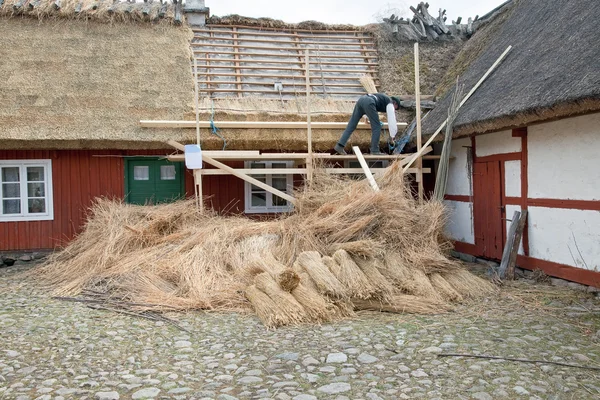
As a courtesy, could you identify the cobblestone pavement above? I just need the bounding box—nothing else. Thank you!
[1,263,599,400]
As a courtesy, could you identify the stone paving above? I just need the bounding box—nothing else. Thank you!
[1,262,599,400]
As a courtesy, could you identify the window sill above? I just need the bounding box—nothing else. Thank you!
[0,214,54,222]
[245,208,292,214]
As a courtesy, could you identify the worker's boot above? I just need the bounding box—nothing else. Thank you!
[370,148,383,155]
[334,144,347,155]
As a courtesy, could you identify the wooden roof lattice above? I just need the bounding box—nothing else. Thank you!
[192,25,379,99]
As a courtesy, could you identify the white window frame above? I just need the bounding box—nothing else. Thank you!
[244,160,294,214]
[0,160,54,222]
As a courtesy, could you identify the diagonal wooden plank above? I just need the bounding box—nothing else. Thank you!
[166,140,296,205]
[352,146,380,192]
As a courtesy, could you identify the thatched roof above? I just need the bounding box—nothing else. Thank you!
[422,0,600,137]
[0,16,194,149]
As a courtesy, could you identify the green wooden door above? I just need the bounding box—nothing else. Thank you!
[125,158,185,205]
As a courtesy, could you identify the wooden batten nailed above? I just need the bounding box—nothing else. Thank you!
[141,120,408,129]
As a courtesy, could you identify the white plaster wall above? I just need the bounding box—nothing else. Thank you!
[528,113,600,200]
[504,160,521,198]
[445,137,472,196]
[528,206,600,271]
[505,204,525,255]
[444,200,475,244]
[476,129,521,157]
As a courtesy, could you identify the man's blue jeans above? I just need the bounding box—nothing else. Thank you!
[337,95,381,152]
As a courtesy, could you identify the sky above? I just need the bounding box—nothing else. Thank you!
[206,0,508,26]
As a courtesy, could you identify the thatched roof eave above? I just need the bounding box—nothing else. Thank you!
[448,97,600,139]
[0,129,382,152]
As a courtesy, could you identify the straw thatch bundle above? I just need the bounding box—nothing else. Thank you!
[33,160,495,326]
[297,272,319,293]
[359,74,378,94]
[245,285,283,328]
[293,251,347,299]
[254,273,306,324]
[352,256,395,302]
[442,269,493,299]
[291,283,334,322]
[331,250,378,300]
[429,273,463,302]
[278,269,301,292]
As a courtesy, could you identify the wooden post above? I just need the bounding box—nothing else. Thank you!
[353,146,380,192]
[305,49,313,183]
[232,27,243,97]
[193,58,203,212]
[193,58,201,147]
[194,169,204,213]
[414,42,423,202]
[403,45,512,173]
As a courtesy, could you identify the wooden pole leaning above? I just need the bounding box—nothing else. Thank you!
[305,49,313,183]
[414,42,424,202]
[402,45,513,173]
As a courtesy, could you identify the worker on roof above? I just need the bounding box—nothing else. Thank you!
[334,93,401,155]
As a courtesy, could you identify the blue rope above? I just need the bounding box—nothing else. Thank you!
[210,101,227,150]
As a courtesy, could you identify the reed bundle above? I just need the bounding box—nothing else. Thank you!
[293,251,347,298]
[331,249,378,300]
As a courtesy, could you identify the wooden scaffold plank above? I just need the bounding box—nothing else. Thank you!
[141,120,408,129]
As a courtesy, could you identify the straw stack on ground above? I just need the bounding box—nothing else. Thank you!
[32,161,496,327]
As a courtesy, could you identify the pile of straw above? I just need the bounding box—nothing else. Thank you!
[34,161,495,327]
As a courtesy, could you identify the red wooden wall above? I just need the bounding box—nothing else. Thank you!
[0,150,245,251]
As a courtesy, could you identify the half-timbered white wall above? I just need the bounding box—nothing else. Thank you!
[475,129,521,156]
[443,137,474,244]
[443,112,600,273]
[526,113,600,271]
[528,113,600,201]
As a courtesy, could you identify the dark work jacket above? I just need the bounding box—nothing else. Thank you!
[367,93,392,112]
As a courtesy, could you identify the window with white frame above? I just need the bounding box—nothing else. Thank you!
[244,161,294,213]
[0,160,53,222]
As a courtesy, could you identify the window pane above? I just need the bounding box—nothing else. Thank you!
[1,167,19,183]
[2,183,20,198]
[28,199,46,214]
[28,182,45,197]
[27,167,44,182]
[2,199,20,214]
[251,175,266,190]
[250,162,266,169]
[133,166,150,180]
[272,176,287,191]
[160,165,176,180]
[251,192,266,207]
[272,162,287,169]
[272,193,288,207]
